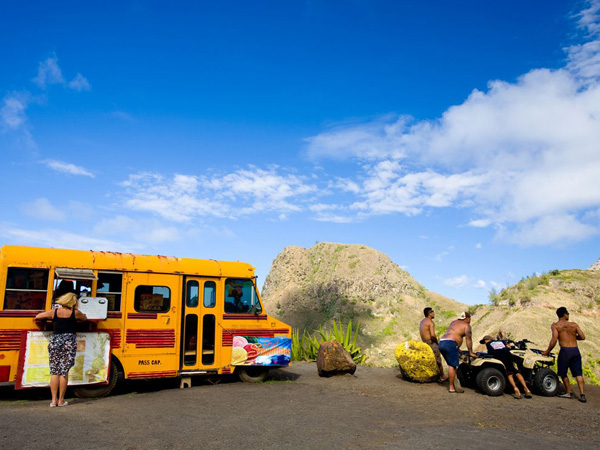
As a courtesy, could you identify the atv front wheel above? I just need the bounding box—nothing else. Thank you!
[475,367,506,396]
[533,367,558,396]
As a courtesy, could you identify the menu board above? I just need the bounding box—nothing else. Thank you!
[18,331,111,388]
[77,297,108,320]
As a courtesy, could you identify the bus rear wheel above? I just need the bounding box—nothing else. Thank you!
[72,362,119,398]
[237,366,269,383]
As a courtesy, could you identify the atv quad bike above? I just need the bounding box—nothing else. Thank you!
[456,339,559,397]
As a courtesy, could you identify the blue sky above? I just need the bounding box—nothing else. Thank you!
[2,1,600,305]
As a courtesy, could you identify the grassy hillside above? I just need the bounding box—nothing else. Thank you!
[470,269,600,384]
[261,242,467,367]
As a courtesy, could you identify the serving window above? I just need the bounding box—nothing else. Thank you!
[3,267,49,310]
[97,272,123,311]
[134,285,171,313]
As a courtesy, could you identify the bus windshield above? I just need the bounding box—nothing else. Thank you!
[224,279,262,314]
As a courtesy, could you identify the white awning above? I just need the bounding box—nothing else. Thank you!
[55,267,98,280]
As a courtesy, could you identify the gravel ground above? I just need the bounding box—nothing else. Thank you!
[1,362,598,450]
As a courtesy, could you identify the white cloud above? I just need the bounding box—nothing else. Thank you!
[93,215,180,244]
[140,226,180,244]
[305,115,410,160]
[93,216,138,236]
[121,167,317,222]
[32,55,65,88]
[444,275,470,288]
[475,243,482,249]
[434,245,454,262]
[44,160,95,177]
[474,279,487,289]
[68,73,91,91]
[304,1,600,246]
[122,173,228,222]
[313,214,357,224]
[0,223,136,252]
[32,55,90,92]
[1,92,29,131]
[567,1,600,80]
[505,214,598,246]
[469,219,492,228]
[21,198,65,222]
[0,91,37,151]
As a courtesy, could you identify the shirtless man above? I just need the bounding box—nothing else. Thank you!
[420,307,447,382]
[542,307,587,403]
[438,312,476,393]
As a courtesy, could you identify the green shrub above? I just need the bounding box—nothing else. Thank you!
[489,287,500,305]
[291,319,367,364]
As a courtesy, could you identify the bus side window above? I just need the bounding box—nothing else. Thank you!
[53,278,92,302]
[203,281,216,308]
[4,268,49,310]
[134,285,171,312]
[97,272,123,311]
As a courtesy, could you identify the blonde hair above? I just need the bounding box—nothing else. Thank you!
[55,292,78,309]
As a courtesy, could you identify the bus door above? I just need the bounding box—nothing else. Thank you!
[122,273,180,377]
[181,277,218,372]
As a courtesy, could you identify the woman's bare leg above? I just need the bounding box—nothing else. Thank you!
[515,373,531,394]
[58,374,68,405]
[507,374,520,395]
[50,375,59,405]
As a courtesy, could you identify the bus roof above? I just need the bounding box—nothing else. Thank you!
[0,245,256,279]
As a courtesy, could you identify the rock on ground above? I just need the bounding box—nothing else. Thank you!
[316,340,357,377]
[395,340,439,383]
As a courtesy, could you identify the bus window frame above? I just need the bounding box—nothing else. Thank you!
[96,271,123,312]
[3,267,50,311]
[133,285,171,313]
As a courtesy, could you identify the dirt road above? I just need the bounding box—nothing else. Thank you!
[1,362,598,449]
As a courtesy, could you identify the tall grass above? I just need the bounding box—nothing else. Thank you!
[291,319,367,364]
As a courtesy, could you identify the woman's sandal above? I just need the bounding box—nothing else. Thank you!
[524,392,533,399]
[512,393,522,399]
[58,401,69,407]
[49,402,57,407]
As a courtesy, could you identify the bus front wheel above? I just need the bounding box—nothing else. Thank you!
[237,366,269,383]
[72,361,120,398]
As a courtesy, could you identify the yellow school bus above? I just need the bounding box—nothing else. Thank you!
[0,245,291,397]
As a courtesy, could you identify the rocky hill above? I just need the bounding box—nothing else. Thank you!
[261,242,467,366]
[262,243,600,382]
[471,269,600,382]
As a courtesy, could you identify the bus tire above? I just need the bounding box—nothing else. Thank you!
[72,361,120,398]
[237,366,269,383]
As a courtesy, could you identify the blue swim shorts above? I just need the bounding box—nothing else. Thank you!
[439,339,460,368]
[557,347,583,378]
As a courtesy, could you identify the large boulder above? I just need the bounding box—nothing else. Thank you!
[395,340,438,383]
[317,340,357,377]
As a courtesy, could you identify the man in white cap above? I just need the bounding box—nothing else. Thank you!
[438,312,476,393]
